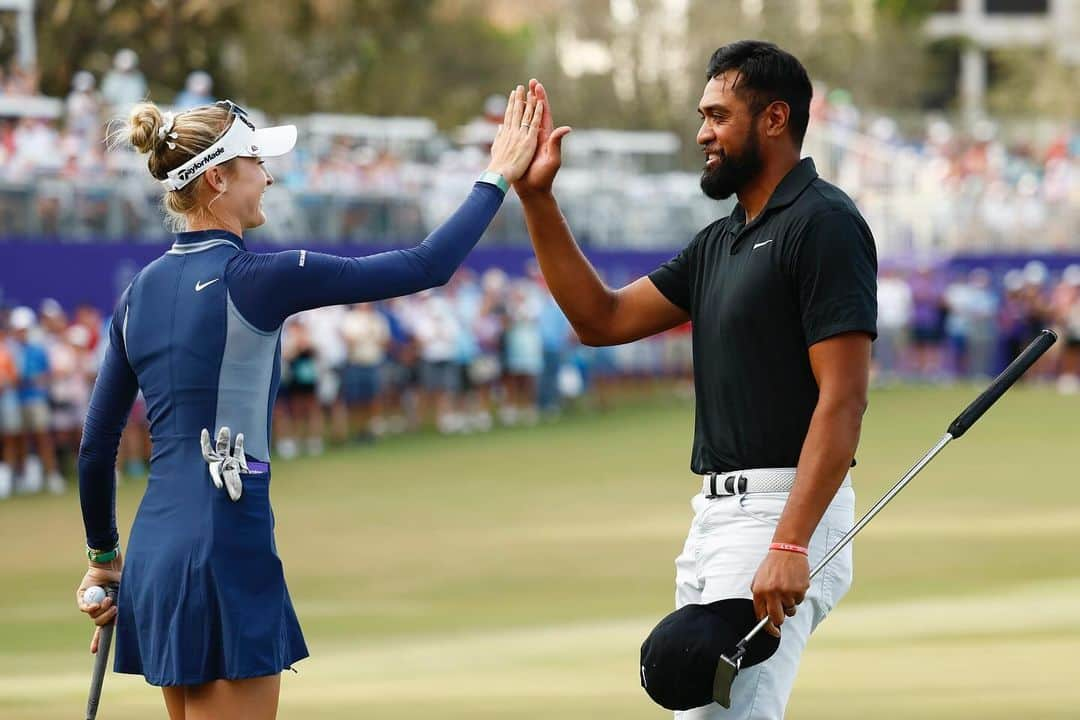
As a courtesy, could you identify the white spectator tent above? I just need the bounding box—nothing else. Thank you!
[287,113,440,162]
[561,129,681,174]
[0,95,61,118]
[0,1,63,119]
[455,116,498,147]
[0,0,35,70]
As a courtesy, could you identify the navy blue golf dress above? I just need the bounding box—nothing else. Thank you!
[78,181,504,686]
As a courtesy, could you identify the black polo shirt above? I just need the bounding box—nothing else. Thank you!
[649,158,877,474]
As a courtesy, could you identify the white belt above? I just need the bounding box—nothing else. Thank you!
[701,468,852,497]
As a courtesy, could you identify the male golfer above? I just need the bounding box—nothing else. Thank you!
[516,41,877,718]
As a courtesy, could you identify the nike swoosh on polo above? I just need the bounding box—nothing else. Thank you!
[195,278,221,292]
[752,239,773,250]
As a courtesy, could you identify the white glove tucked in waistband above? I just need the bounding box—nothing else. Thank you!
[200,426,250,502]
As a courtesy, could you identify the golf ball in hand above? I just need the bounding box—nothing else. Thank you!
[84,586,106,605]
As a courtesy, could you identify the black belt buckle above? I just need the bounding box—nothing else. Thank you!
[705,473,748,498]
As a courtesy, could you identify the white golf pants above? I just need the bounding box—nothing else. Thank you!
[673,480,855,720]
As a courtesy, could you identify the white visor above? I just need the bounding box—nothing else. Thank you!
[161,114,297,192]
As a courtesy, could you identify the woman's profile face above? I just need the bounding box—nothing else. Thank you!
[232,157,274,229]
[206,156,274,230]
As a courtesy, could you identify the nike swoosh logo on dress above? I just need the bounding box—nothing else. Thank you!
[752,239,773,250]
[195,278,221,292]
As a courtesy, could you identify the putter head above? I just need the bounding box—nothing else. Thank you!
[712,652,741,709]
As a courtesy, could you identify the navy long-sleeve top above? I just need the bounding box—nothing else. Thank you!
[79,181,504,549]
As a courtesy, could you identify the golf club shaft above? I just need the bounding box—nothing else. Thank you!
[85,584,118,720]
[809,433,952,582]
[739,434,953,646]
[732,329,1058,655]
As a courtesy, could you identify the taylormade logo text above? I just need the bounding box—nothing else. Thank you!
[178,146,226,182]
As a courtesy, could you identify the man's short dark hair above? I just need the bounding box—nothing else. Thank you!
[706,41,812,148]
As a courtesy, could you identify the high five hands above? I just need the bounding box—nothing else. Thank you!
[486,80,572,194]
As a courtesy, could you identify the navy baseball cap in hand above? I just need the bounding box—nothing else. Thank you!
[640,598,780,711]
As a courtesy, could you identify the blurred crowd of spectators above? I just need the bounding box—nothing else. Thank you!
[0,264,693,500]
[875,260,1080,388]
[3,256,1079,502]
[806,86,1078,254]
[0,299,103,499]
[0,53,1075,253]
[0,51,207,181]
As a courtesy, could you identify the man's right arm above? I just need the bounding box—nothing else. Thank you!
[514,78,688,346]
[520,191,689,346]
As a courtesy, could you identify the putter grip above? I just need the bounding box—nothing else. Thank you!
[947,329,1057,439]
[86,584,118,720]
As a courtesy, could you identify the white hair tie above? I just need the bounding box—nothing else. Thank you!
[158,112,179,148]
[158,111,175,137]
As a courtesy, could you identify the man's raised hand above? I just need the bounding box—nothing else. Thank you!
[514,79,572,198]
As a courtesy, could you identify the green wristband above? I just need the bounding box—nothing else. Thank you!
[87,545,120,563]
[478,171,510,194]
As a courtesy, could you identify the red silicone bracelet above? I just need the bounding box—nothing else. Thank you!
[769,542,808,556]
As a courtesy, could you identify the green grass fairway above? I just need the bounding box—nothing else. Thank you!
[2,385,1078,718]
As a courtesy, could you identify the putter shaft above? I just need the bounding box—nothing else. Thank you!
[86,584,118,720]
[732,433,954,657]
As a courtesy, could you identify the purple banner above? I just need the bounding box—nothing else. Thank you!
[945,253,1080,276]
[1,241,677,313]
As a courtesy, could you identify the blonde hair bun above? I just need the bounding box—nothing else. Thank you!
[128,102,164,155]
